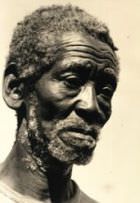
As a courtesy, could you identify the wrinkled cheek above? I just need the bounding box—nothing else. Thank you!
[36,85,76,120]
[101,108,112,126]
[39,98,74,121]
[104,103,112,122]
[98,98,112,124]
[102,104,111,121]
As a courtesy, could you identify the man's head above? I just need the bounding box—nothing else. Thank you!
[3,5,119,166]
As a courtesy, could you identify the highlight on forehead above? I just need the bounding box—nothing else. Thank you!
[60,44,117,67]
[57,32,118,69]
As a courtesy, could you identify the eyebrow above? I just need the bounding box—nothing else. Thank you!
[100,67,118,88]
[54,61,95,75]
[104,67,118,79]
[53,61,118,88]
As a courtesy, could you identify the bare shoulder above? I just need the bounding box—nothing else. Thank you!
[79,191,99,203]
[0,194,14,202]
[71,180,99,203]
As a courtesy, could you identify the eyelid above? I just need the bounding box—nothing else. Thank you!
[96,67,117,89]
[103,84,114,90]
[64,75,83,88]
[55,71,78,79]
[62,73,78,78]
[101,84,114,97]
[97,75,117,91]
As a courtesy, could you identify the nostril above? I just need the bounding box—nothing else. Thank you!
[75,97,100,113]
[74,99,105,124]
[75,107,104,125]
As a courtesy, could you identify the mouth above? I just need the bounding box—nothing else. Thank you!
[59,127,99,149]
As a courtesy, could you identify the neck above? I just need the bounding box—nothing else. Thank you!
[0,119,73,203]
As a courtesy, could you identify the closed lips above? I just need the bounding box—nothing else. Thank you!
[59,129,97,149]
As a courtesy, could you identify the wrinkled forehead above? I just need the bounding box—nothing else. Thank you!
[61,32,114,53]
[52,32,118,73]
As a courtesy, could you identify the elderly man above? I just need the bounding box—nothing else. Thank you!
[0,5,119,203]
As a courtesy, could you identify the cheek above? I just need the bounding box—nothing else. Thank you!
[35,81,75,119]
[98,96,112,121]
[36,79,71,102]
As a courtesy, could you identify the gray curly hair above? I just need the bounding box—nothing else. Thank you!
[5,4,119,83]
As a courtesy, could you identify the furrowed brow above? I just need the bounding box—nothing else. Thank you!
[104,67,118,80]
[98,67,118,89]
[55,61,94,75]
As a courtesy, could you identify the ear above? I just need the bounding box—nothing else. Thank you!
[3,63,24,110]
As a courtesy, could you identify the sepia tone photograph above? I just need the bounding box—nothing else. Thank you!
[0,0,140,202]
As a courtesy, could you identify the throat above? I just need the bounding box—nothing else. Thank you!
[47,164,73,203]
[5,118,73,202]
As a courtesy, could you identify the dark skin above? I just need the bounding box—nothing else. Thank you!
[0,32,118,203]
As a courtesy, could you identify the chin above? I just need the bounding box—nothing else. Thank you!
[73,149,95,165]
[48,137,95,165]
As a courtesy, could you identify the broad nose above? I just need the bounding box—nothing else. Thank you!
[75,83,101,122]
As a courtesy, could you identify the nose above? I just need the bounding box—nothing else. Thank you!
[74,83,101,122]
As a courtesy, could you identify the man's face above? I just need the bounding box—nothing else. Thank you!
[30,32,117,165]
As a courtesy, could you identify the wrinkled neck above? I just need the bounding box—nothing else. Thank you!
[0,119,73,203]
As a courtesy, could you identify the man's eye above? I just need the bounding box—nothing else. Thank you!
[64,76,82,89]
[99,85,114,99]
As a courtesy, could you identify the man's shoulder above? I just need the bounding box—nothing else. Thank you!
[0,177,99,203]
[79,190,99,203]
[71,180,99,203]
[0,190,14,203]
[0,180,44,203]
